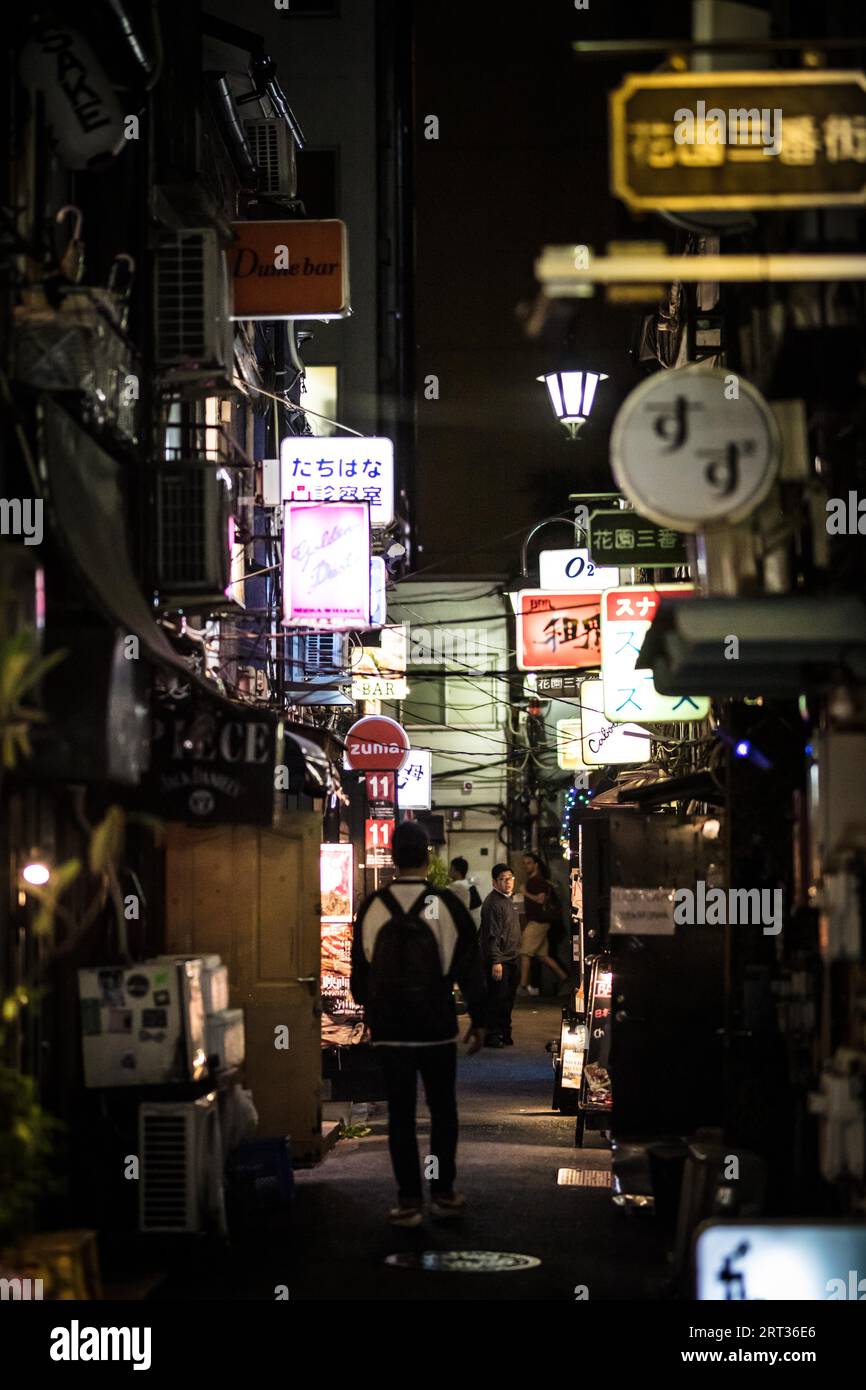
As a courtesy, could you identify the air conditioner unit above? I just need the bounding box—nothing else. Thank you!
[139,1094,225,1234]
[154,228,235,390]
[302,630,348,679]
[156,466,232,605]
[243,117,297,200]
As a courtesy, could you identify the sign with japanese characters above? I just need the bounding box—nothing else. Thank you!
[535,672,583,697]
[588,510,688,566]
[396,748,432,810]
[601,585,710,724]
[611,367,780,531]
[280,436,394,528]
[538,548,619,592]
[610,71,866,211]
[229,219,350,319]
[282,501,371,629]
[556,718,587,771]
[516,591,603,672]
[579,679,651,766]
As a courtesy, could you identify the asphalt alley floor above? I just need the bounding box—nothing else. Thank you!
[145,1000,670,1301]
[209,999,670,1301]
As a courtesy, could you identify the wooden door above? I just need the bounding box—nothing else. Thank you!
[164,811,323,1157]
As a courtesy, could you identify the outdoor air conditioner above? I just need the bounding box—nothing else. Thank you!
[138,1095,224,1234]
[243,117,297,200]
[154,228,235,389]
[302,630,348,680]
[156,466,232,605]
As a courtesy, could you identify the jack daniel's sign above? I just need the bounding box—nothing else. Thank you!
[140,682,279,826]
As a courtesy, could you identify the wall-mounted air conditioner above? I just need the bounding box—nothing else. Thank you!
[156,466,232,606]
[138,1095,225,1234]
[302,631,348,681]
[243,117,297,200]
[155,228,235,390]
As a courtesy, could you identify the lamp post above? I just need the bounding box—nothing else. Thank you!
[537,369,608,439]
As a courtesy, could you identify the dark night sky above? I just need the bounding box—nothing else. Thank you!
[410,0,696,578]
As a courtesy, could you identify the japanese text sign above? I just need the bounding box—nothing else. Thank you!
[588,510,687,566]
[282,501,371,630]
[281,436,394,528]
[611,367,780,531]
[396,748,432,810]
[601,585,709,724]
[610,71,866,212]
[516,591,603,671]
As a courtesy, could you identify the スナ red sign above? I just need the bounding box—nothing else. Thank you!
[345,715,410,771]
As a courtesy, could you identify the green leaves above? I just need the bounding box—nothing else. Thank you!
[0,633,67,771]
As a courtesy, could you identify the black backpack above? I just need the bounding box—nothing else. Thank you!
[367,886,451,1040]
[468,883,482,911]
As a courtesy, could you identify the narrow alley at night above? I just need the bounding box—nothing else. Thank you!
[1,0,866,1366]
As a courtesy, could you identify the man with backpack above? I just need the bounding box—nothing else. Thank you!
[350,821,487,1227]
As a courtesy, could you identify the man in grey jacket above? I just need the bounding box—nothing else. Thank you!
[479,864,521,1047]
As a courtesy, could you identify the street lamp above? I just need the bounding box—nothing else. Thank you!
[538,369,608,439]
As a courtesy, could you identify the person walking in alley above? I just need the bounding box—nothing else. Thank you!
[479,864,521,1047]
[517,851,571,997]
[350,821,486,1228]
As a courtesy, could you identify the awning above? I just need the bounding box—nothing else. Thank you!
[638,595,866,697]
[283,726,332,795]
[36,394,196,681]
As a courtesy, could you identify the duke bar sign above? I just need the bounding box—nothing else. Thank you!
[610,70,866,211]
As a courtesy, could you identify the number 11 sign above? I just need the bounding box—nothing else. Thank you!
[366,818,394,866]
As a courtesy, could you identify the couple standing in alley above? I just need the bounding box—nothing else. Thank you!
[350,821,569,1226]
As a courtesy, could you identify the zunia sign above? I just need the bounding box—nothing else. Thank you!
[344,715,410,772]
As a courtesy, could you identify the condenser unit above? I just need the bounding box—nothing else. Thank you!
[243,117,297,200]
[302,630,348,680]
[156,466,232,605]
[138,1095,224,1234]
[154,229,235,389]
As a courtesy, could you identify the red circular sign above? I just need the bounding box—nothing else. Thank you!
[344,715,410,771]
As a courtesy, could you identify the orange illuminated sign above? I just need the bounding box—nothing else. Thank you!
[516,590,603,671]
[229,219,350,320]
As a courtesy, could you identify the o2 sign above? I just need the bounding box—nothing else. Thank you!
[539,548,619,592]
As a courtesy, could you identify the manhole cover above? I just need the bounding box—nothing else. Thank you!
[557,1168,611,1187]
[385,1250,541,1273]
